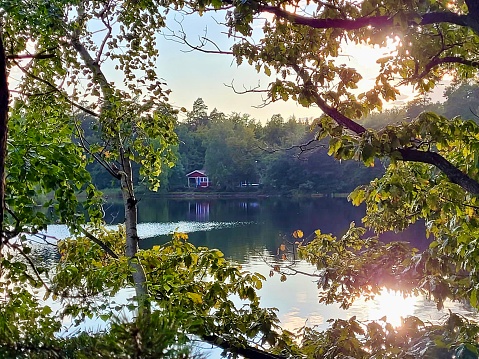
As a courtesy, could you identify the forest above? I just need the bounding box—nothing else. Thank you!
[88,82,479,195]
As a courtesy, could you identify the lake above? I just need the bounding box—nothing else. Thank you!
[43,196,478,355]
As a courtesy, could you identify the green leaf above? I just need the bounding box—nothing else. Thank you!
[187,292,203,304]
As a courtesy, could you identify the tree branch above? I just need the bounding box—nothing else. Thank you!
[411,56,479,81]
[258,138,325,154]
[398,149,479,194]
[80,228,119,259]
[7,242,51,292]
[12,60,100,117]
[96,11,113,64]
[258,6,469,31]
[74,122,121,179]
[202,334,286,359]
[68,4,113,102]
[290,64,479,194]
[7,53,55,60]
[292,64,367,134]
[164,20,233,55]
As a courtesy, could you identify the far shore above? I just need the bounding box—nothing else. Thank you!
[99,188,350,200]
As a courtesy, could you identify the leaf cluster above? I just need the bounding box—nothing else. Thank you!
[299,312,479,359]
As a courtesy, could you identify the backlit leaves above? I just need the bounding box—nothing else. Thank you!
[300,313,479,359]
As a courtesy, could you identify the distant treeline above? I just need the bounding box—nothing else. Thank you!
[85,82,479,195]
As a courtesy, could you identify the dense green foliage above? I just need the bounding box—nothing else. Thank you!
[175,100,383,193]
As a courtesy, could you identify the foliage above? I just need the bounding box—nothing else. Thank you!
[49,230,290,357]
[7,97,104,232]
[299,313,479,359]
[165,99,382,193]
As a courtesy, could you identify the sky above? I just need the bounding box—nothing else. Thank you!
[7,7,448,125]
[155,10,427,124]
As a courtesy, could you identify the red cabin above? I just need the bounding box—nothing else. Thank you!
[186,170,210,188]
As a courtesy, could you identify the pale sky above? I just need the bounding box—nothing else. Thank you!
[156,11,423,123]
[7,8,445,124]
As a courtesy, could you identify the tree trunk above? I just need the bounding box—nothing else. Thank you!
[120,148,148,305]
[68,4,149,311]
[0,30,9,246]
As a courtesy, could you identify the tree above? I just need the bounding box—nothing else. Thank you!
[1,1,290,358]
[186,97,210,129]
[204,112,260,189]
[263,114,288,147]
[442,81,479,120]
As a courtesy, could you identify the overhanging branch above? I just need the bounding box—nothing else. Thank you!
[412,56,479,81]
[80,228,119,259]
[257,6,469,31]
[398,149,479,194]
[292,64,367,133]
[291,64,479,194]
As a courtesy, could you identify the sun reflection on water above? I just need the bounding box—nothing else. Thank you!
[365,289,418,328]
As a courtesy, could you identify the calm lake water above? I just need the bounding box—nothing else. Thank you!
[110,197,477,325]
[42,196,478,356]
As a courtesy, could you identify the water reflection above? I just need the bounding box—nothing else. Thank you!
[137,221,251,238]
[187,201,210,221]
[368,290,418,327]
[243,253,478,334]
[39,197,478,356]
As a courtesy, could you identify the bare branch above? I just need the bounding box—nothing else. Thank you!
[80,228,119,259]
[410,56,479,82]
[225,80,267,94]
[164,19,233,55]
[258,137,325,154]
[29,233,60,247]
[96,7,113,64]
[7,53,55,60]
[6,46,57,61]
[74,122,121,179]
[10,89,57,97]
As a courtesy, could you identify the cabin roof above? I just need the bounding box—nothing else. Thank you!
[186,170,208,177]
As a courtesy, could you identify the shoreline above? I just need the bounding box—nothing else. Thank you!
[100,189,350,200]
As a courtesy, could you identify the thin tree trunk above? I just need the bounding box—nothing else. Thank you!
[0,30,9,246]
[68,3,149,309]
[120,147,148,304]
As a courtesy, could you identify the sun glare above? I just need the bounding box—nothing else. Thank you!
[367,290,418,328]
